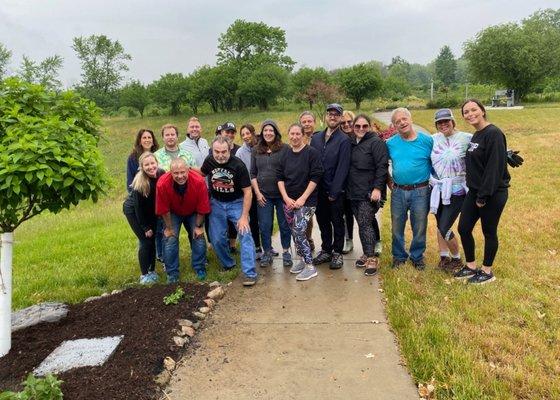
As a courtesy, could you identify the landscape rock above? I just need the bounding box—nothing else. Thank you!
[84,296,102,303]
[192,311,206,320]
[177,319,193,327]
[111,289,122,295]
[207,286,224,300]
[155,370,172,386]
[101,292,110,297]
[12,302,69,332]
[203,298,216,309]
[173,336,188,347]
[192,321,200,329]
[198,307,211,314]
[208,281,221,288]
[181,326,195,337]
[163,356,176,371]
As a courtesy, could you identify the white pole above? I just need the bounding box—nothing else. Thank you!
[430,79,434,101]
[0,232,13,357]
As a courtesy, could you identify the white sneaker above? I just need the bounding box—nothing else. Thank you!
[342,239,353,254]
[296,265,318,281]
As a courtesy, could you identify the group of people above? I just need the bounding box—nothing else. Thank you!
[123,99,520,287]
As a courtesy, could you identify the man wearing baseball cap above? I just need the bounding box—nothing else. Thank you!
[221,122,241,155]
[309,103,351,269]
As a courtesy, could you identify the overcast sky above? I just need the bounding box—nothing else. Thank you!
[1,0,557,87]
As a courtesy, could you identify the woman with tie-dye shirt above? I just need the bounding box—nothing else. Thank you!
[429,109,472,273]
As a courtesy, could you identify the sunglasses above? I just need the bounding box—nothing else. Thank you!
[354,124,369,130]
[341,121,352,126]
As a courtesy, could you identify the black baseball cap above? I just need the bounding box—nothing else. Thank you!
[222,122,236,132]
[326,103,343,115]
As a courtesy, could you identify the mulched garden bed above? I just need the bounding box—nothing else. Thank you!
[0,283,210,399]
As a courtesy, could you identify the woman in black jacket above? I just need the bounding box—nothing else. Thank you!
[455,99,510,285]
[347,114,389,276]
[123,152,165,284]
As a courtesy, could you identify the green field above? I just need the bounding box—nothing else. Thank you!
[10,106,560,399]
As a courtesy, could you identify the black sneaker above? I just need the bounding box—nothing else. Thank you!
[391,259,406,269]
[454,266,477,280]
[329,252,343,269]
[312,250,332,266]
[355,255,367,268]
[412,260,426,271]
[242,275,257,287]
[467,270,496,285]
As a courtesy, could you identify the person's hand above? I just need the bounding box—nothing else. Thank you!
[370,188,381,202]
[237,216,250,234]
[193,226,204,239]
[145,229,153,238]
[293,197,306,209]
[507,149,524,168]
[283,196,296,210]
[387,180,394,191]
[476,200,486,208]
[163,227,175,238]
[256,193,267,207]
[328,195,336,202]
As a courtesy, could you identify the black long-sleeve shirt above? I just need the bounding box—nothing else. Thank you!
[465,124,510,202]
[277,145,323,207]
[122,169,165,232]
[347,132,389,201]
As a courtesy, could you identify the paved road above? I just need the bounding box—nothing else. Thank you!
[167,227,418,400]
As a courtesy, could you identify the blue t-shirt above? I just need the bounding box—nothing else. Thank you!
[387,132,433,185]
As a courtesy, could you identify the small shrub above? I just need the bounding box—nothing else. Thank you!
[0,374,63,400]
[426,97,462,109]
[163,287,184,305]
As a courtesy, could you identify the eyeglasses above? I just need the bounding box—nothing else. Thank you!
[354,124,369,130]
[341,120,352,126]
[327,112,341,117]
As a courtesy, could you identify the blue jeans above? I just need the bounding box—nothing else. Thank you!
[163,213,207,281]
[390,186,430,262]
[257,197,291,252]
[209,198,257,278]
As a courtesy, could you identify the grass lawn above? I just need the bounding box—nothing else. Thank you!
[9,106,559,399]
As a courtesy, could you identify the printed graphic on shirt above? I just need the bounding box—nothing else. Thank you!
[467,142,479,152]
[210,168,234,193]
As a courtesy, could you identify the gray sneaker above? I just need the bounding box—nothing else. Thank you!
[282,251,293,267]
[260,252,272,268]
[342,239,353,254]
[296,265,318,281]
[329,252,343,269]
[290,260,305,274]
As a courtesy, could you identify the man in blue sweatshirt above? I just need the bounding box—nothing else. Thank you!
[310,104,351,269]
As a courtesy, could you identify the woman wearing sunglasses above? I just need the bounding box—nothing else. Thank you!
[346,114,389,276]
[340,110,356,254]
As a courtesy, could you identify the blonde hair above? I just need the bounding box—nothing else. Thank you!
[130,152,158,197]
[342,110,355,121]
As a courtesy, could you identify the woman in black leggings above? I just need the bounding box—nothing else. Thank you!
[455,99,510,285]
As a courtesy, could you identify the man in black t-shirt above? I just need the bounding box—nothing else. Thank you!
[201,136,257,286]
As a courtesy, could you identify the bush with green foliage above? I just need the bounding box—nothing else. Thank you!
[0,78,109,232]
[0,374,63,400]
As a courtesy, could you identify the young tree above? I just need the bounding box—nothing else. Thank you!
[18,55,63,91]
[305,81,343,124]
[463,9,560,100]
[290,67,332,108]
[0,78,108,356]
[336,63,383,109]
[72,35,131,95]
[148,73,189,116]
[119,80,150,117]
[434,45,457,87]
[0,42,11,79]
[237,64,288,110]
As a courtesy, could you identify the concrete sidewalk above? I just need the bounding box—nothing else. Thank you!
[167,228,418,400]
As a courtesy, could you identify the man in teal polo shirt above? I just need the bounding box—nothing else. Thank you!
[387,108,433,270]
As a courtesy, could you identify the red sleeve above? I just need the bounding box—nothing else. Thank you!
[155,174,171,216]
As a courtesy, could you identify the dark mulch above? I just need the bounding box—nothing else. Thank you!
[0,283,209,399]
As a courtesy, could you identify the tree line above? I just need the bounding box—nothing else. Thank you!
[1,9,559,116]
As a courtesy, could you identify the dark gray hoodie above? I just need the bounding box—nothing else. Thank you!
[250,120,287,198]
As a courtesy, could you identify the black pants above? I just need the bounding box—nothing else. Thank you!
[458,189,508,266]
[316,188,345,253]
[249,195,261,249]
[436,194,465,241]
[351,200,380,257]
[343,197,354,240]
[125,213,156,275]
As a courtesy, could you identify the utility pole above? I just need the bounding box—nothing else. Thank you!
[430,79,434,101]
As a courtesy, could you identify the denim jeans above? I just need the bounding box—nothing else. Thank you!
[257,197,291,252]
[209,198,257,278]
[390,186,430,262]
[163,213,207,281]
[155,217,164,260]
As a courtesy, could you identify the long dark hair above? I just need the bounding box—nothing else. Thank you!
[461,98,487,120]
[256,126,283,154]
[131,129,159,159]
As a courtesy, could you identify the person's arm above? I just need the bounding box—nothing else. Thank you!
[161,212,174,238]
[371,140,389,202]
[237,186,252,234]
[278,181,295,209]
[193,213,205,239]
[294,150,322,208]
[126,156,137,193]
[294,181,317,209]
